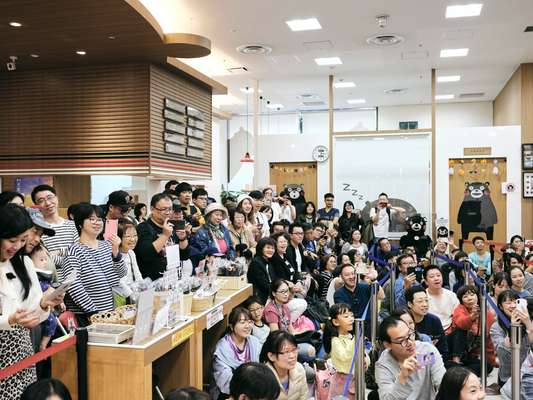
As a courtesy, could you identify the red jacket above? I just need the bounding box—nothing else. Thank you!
[450,303,497,366]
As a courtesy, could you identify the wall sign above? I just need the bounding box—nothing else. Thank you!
[523,144,533,170]
[523,172,533,198]
[163,97,205,159]
[463,147,492,156]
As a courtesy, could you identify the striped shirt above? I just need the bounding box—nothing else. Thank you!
[59,241,126,314]
[42,218,79,253]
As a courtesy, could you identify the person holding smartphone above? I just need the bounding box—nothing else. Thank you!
[0,205,64,399]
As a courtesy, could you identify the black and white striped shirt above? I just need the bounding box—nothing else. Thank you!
[60,241,126,314]
[42,218,79,253]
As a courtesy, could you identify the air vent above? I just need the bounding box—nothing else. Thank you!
[525,26,533,32]
[297,93,320,100]
[459,92,485,98]
[301,101,325,107]
[385,88,408,95]
[236,44,272,55]
[366,33,404,46]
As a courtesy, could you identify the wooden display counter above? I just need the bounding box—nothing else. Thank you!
[52,284,252,400]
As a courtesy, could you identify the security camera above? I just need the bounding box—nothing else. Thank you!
[376,14,389,29]
[6,56,17,71]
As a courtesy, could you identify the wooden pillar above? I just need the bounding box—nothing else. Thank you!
[328,75,334,193]
[431,68,437,239]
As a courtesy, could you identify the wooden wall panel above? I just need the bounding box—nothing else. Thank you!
[149,65,212,179]
[0,64,151,174]
[521,64,533,239]
[493,66,522,126]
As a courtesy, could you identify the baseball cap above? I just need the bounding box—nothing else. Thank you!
[107,190,134,211]
[26,208,56,236]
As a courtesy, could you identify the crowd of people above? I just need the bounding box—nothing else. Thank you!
[1,182,532,400]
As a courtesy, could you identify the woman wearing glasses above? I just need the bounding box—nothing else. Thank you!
[212,307,261,400]
[260,330,308,400]
[59,203,126,326]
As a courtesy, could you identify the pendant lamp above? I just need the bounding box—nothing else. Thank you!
[240,86,254,163]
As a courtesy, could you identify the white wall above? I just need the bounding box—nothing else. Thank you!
[435,126,522,240]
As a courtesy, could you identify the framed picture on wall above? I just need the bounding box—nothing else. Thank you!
[523,172,533,198]
[522,143,533,170]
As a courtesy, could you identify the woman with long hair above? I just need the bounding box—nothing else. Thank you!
[0,205,63,398]
[340,229,368,257]
[338,201,363,243]
[295,202,316,226]
[435,366,485,400]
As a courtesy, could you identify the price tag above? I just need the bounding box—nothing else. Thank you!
[171,324,194,348]
[206,305,224,330]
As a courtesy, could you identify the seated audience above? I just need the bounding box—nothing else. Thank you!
[375,315,446,400]
[317,254,337,303]
[213,307,262,400]
[190,203,235,261]
[60,203,127,325]
[500,348,533,400]
[295,201,316,226]
[247,238,277,303]
[166,387,210,400]
[425,265,459,332]
[243,296,270,345]
[391,307,432,343]
[509,265,530,298]
[490,272,511,304]
[228,209,256,257]
[394,254,419,307]
[260,331,308,400]
[448,285,496,376]
[229,362,280,400]
[271,232,297,283]
[435,366,485,400]
[340,229,367,257]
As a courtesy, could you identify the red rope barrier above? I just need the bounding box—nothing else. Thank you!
[0,335,77,381]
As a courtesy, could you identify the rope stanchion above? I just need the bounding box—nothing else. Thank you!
[370,282,379,348]
[510,323,521,400]
[0,334,76,381]
[479,282,487,390]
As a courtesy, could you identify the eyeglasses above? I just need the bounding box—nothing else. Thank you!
[88,217,103,224]
[291,231,304,236]
[278,347,298,356]
[413,298,429,305]
[390,331,416,347]
[154,207,172,214]
[35,194,56,206]
[236,319,253,325]
[276,289,290,295]
[248,306,263,313]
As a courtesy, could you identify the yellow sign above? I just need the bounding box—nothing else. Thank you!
[463,147,492,156]
[171,324,194,348]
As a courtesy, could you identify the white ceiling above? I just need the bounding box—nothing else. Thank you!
[141,0,533,114]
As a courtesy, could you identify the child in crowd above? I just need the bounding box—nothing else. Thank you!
[243,296,270,345]
[30,244,65,350]
[323,303,369,400]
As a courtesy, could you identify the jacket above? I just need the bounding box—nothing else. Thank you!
[271,253,297,283]
[286,243,310,274]
[266,361,308,400]
[189,224,235,261]
[247,255,278,303]
[338,214,364,242]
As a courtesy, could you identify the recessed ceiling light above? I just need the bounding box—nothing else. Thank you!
[240,87,262,94]
[286,18,322,31]
[333,81,356,88]
[266,103,284,109]
[437,75,461,82]
[347,99,366,104]
[76,50,86,55]
[440,48,469,57]
[30,54,39,58]
[435,94,455,100]
[445,4,483,18]
[315,57,342,66]
[9,22,22,27]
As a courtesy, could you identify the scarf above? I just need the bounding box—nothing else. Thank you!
[205,221,225,239]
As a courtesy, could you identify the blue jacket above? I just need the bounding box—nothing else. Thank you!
[189,225,235,262]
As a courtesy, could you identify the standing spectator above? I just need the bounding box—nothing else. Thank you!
[263,187,281,222]
[164,180,180,193]
[375,316,446,400]
[228,209,256,257]
[295,201,316,226]
[133,203,147,224]
[117,218,143,293]
[249,190,271,239]
[260,331,308,400]
[229,362,280,400]
[425,265,459,332]
[0,205,64,399]
[21,378,72,400]
[247,238,277,303]
[213,307,261,400]
[192,188,208,227]
[60,203,126,324]
[468,236,491,276]
[31,184,79,262]
[369,193,404,241]
[278,191,296,224]
[338,201,363,243]
[190,203,235,261]
[316,193,340,227]
[405,286,449,360]
[105,190,134,221]
[135,193,189,281]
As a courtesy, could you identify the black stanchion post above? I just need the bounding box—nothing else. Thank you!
[354,319,366,400]
[510,323,521,400]
[479,282,487,390]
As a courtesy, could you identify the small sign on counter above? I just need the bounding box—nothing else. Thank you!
[206,305,224,330]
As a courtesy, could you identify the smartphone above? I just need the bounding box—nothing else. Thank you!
[104,219,118,241]
[173,220,186,230]
[407,266,416,276]
[416,352,436,367]
[516,298,528,313]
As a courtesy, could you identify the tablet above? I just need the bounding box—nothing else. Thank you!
[42,270,77,303]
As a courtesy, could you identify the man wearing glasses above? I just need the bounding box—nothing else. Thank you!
[135,193,189,281]
[105,190,135,221]
[376,316,445,400]
[31,184,79,262]
[286,223,311,275]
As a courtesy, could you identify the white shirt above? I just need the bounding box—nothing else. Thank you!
[255,212,271,238]
[0,257,49,330]
[427,288,459,331]
[279,205,294,223]
[370,207,396,238]
[270,202,282,222]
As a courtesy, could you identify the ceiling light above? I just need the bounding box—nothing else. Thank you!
[286,18,322,31]
[9,22,22,27]
[440,48,469,57]
[445,4,483,18]
[437,75,461,82]
[315,57,342,66]
[357,107,376,110]
[266,103,284,109]
[347,99,366,104]
[240,87,262,94]
[334,81,356,88]
[30,54,39,58]
[76,50,86,55]
[435,94,455,100]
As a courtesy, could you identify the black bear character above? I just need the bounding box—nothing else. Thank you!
[400,214,432,259]
[283,184,307,216]
[457,181,498,241]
